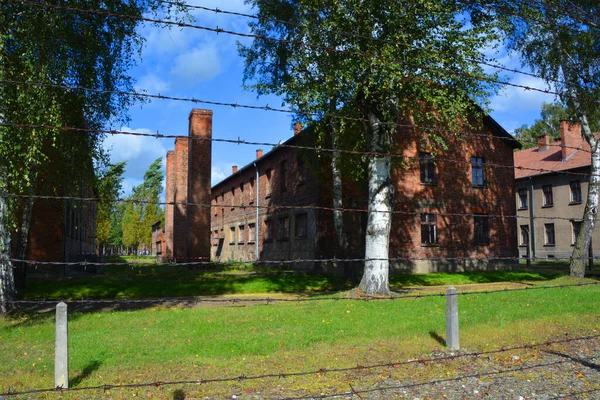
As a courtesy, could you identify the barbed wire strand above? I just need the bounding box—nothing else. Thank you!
[7,281,600,306]
[157,0,569,85]
[2,333,597,397]
[0,114,592,155]
[282,360,575,400]
[10,255,600,267]
[1,192,596,224]
[6,0,594,105]
[0,120,596,180]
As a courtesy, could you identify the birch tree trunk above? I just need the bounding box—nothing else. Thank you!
[570,123,598,277]
[0,186,16,313]
[358,113,394,295]
[14,180,36,293]
[557,53,599,277]
[329,125,353,281]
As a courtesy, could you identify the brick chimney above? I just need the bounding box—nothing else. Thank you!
[560,120,582,161]
[256,149,263,159]
[537,134,550,151]
[294,122,302,136]
[232,165,238,174]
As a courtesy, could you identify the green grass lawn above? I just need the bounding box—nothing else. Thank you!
[1,279,599,398]
[22,264,565,300]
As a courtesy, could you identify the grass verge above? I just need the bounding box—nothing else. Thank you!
[23,267,565,300]
[2,278,599,398]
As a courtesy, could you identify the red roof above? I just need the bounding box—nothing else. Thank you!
[514,139,591,179]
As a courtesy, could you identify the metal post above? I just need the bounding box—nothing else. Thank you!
[55,302,68,388]
[446,286,459,350]
[254,162,259,262]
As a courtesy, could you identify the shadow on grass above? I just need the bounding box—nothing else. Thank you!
[71,360,102,387]
[390,271,564,288]
[544,350,600,372]
[23,268,350,301]
[429,331,446,347]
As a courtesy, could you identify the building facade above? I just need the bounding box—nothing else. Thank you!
[514,121,597,261]
[206,114,520,273]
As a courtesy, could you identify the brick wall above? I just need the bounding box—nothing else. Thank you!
[164,150,175,259]
[164,109,212,262]
[210,138,320,269]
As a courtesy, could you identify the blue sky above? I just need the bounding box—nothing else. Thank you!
[102,1,558,196]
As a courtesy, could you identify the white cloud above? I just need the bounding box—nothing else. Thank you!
[211,163,235,186]
[490,74,555,113]
[170,45,222,86]
[103,128,169,195]
[135,73,170,93]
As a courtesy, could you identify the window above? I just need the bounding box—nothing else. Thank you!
[544,223,555,245]
[572,220,582,245]
[570,181,582,204]
[295,213,308,238]
[542,185,553,207]
[239,183,245,203]
[265,168,272,197]
[248,223,256,243]
[419,153,436,184]
[518,188,528,209]
[231,187,236,209]
[213,230,219,246]
[249,178,255,204]
[297,156,307,184]
[520,225,529,246]
[474,215,489,245]
[238,225,245,244]
[229,226,236,245]
[264,220,273,241]
[213,197,218,217]
[471,156,485,187]
[420,213,437,245]
[280,160,287,192]
[279,216,290,240]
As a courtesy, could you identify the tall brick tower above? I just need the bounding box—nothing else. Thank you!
[164,109,212,261]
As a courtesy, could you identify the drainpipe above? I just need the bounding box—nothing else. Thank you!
[254,162,259,262]
[529,176,536,262]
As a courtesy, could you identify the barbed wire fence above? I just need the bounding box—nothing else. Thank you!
[1,0,599,397]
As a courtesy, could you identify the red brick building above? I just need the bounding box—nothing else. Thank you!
[164,109,212,262]
[162,109,520,273]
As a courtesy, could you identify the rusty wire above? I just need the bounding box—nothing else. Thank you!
[0,192,595,224]
[4,0,595,104]
[2,121,596,182]
[6,281,599,306]
[1,333,598,398]
[157,0,571,85]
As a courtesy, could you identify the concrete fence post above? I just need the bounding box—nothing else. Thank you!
[55,301,68,389]
[446,286,459,350]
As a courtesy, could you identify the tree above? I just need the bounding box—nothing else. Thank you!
[239,0,501,294]
[109,202,126,252]
[0,0,181,310]
[513,103,571,149]
[121,158,164,254]
[491,0,599,277]
[96,161,127,258]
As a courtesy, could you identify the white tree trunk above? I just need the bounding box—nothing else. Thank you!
[570,132,599,277]
[0,188,16,313]
[551,26,598,277]
[358,114,393,295]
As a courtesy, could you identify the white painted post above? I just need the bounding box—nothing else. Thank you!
[55,302,68,388]
[446,286,459,350]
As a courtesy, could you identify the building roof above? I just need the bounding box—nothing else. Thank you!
[514,140,591,180]
[212,113,520,190]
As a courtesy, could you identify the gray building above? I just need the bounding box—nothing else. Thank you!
[514,121,597,261]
